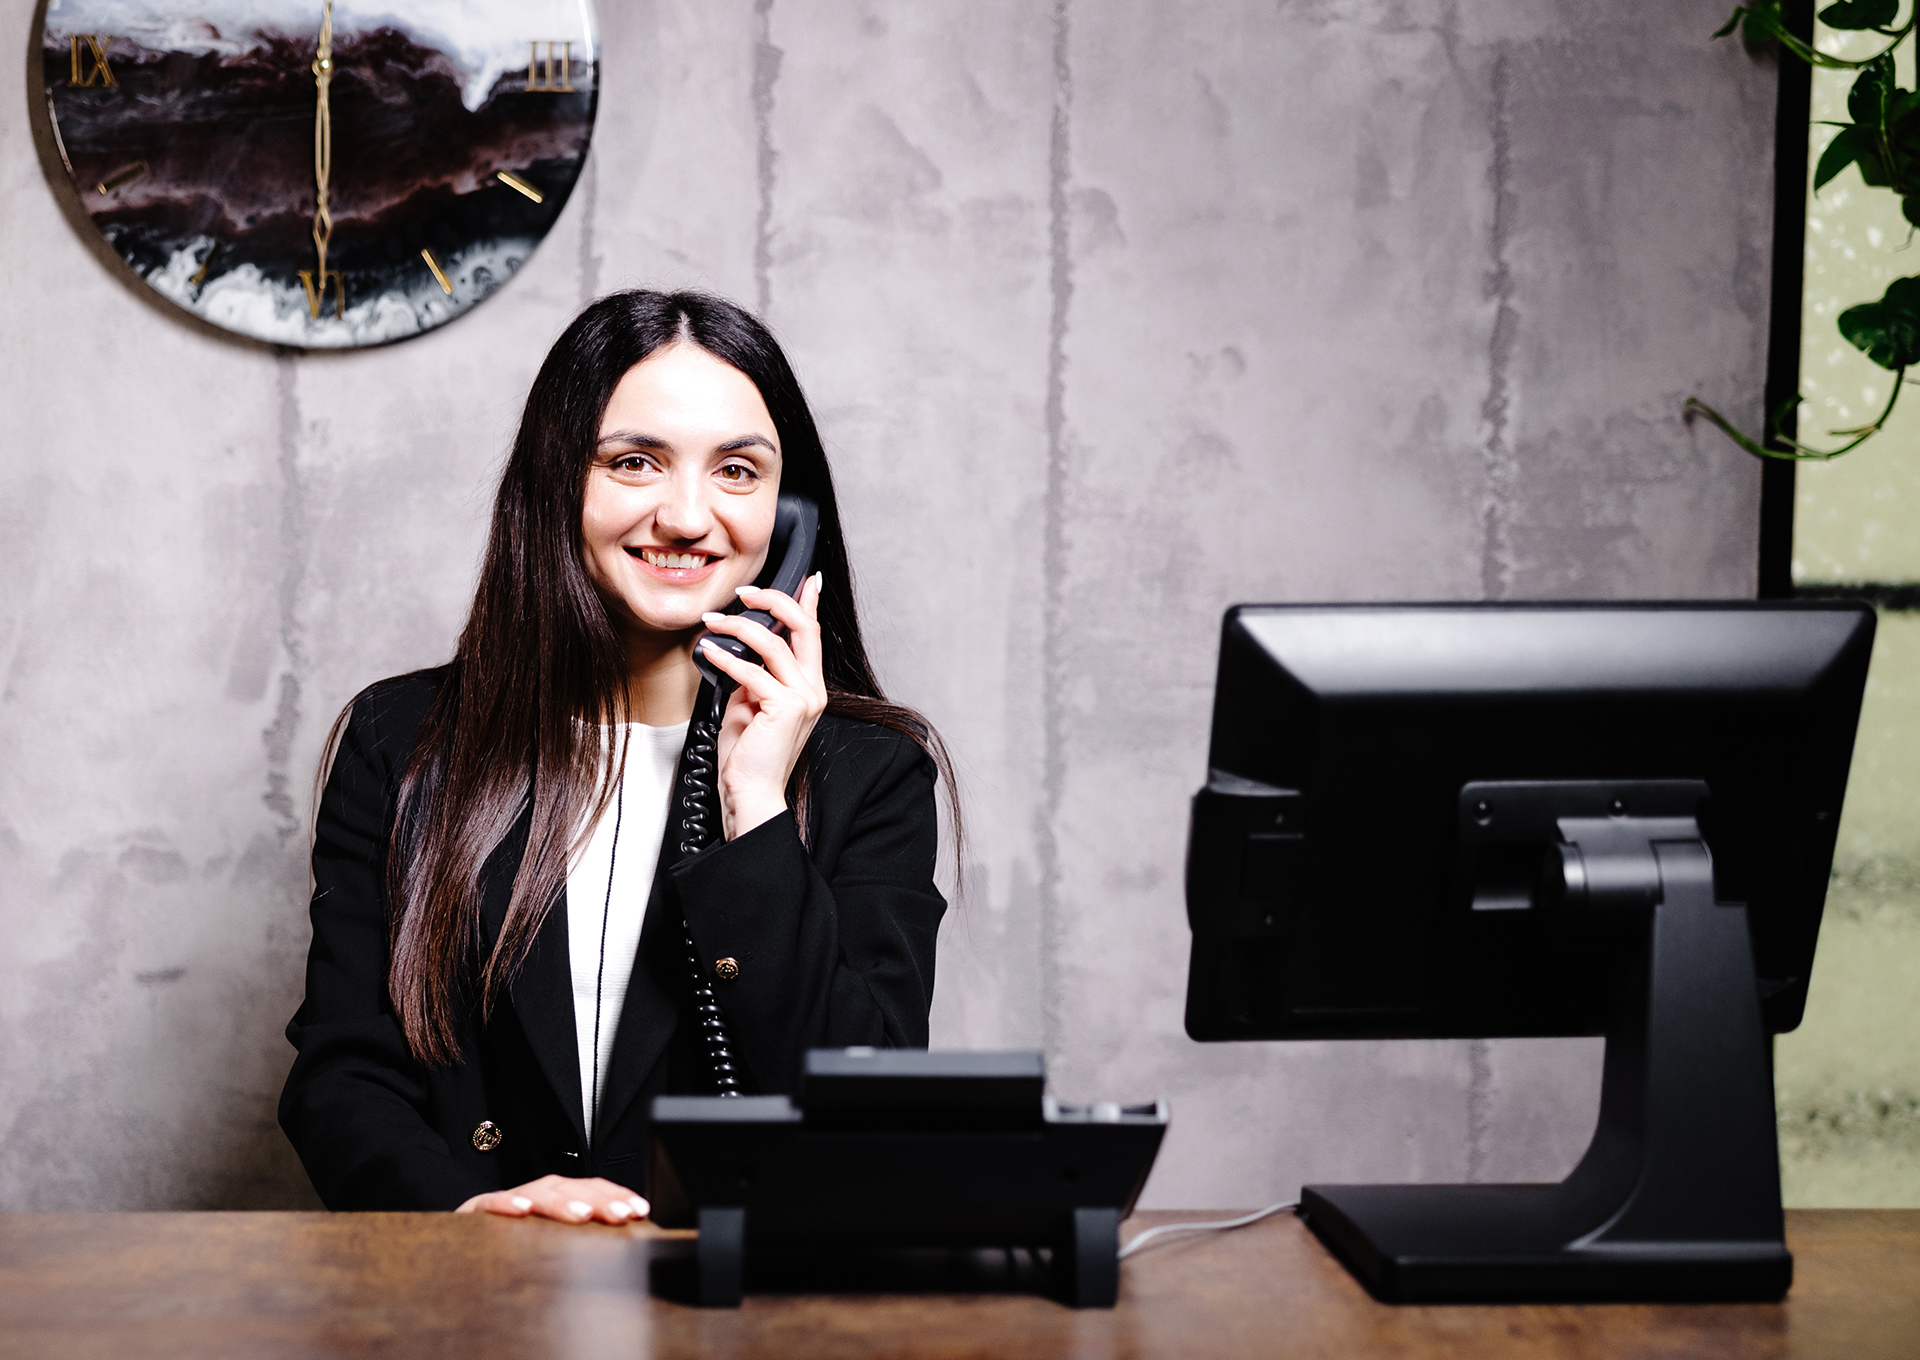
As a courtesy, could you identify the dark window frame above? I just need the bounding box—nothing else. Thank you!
[1760,0,1813,600]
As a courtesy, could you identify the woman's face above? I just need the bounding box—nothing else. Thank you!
[583,343,783,641]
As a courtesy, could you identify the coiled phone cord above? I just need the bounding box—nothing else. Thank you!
[676,685,742,1097]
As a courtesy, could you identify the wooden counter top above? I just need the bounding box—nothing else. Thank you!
[2,1208,1914,1358]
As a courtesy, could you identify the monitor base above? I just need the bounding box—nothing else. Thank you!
[1303,787,1794,1305]
[1299,1184,1791,1303]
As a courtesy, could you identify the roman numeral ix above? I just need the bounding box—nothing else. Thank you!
[70,35,117,88]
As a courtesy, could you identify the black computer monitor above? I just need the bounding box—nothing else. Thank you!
[1183,601,1875,1303]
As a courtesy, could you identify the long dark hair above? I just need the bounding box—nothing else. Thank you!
[369,289,959,1066]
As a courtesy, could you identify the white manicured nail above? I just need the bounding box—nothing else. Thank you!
[736,584,757,596]
[567,1200,593,1218]
[630,1196,650,1216]
[701,612,726,623]
[510,1196,532,1210]
[607,1201,631,1219]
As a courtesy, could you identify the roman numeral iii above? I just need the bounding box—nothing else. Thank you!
[527,41,574,92]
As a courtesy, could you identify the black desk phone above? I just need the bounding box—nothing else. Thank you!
[692,493,819,693]
[648,1049,1168,1307]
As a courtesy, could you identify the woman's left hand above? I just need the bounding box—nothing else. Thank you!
[697,572,828,840]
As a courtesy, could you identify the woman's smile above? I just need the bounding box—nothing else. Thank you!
[630,547,721,582]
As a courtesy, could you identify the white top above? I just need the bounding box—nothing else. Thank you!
[566,720,688,1144]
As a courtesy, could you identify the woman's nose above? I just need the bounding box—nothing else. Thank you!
[654,473,715,541]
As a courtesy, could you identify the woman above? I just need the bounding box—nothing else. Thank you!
[280,290,955,1221]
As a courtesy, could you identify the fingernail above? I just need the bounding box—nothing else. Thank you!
[701,611,726,623]
[735,585,757,597]
[510,1196,532,1211]
[630,1196,650,1216]
[566,1200,593,1218]
[607,1201,631,1219]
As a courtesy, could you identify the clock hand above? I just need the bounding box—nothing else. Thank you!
[310,0,335,303]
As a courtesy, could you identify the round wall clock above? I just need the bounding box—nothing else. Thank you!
[38,0,598,349]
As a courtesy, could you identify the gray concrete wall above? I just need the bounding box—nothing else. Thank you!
[0,0,1775,1210]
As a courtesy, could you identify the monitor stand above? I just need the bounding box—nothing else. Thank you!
[1300,784,1793,1303]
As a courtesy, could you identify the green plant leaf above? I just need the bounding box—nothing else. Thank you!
[1816,124,1870,187]
[1902,194,1920,228]
[1712,6,1749,38]
[1848,54,1896,126]
[1839,275,1920,368]
[1743,0,1789,41]
[1856,138,1895,186]
[1819,0,1899,30]
[1893,127,1920,188]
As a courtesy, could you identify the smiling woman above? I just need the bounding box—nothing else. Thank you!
[277,290,959,1222]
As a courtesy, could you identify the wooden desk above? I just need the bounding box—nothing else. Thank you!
[1,1210,1915,1358]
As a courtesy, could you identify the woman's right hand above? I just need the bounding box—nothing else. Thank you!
[456,1174,649,1225]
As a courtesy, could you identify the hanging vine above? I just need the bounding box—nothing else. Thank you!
[1688,0,1920,460]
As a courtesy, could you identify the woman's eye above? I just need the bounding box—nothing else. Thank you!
[717,463,757,483]
[610,455,655,474]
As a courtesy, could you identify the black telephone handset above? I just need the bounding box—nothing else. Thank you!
[692,493,820,695]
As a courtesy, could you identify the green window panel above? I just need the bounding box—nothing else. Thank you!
[1778,21,1920,1208]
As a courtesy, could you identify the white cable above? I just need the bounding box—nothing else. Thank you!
[1116,1200,1298,1260]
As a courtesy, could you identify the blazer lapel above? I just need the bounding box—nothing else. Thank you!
[591,714,714,1142]
[478,804,586,1150]
[590,860,683,1144]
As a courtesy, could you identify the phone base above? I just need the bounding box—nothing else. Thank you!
[652,1053,1164,1310]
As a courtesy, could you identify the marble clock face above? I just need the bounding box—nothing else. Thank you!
[39,0,597,348]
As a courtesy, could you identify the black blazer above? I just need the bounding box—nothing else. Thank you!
[278,669,945,1210]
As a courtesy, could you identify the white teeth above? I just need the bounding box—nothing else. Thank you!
[641,550,709,570]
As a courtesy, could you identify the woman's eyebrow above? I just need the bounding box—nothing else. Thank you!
[595,432,776,454]
[596,430,670,450]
